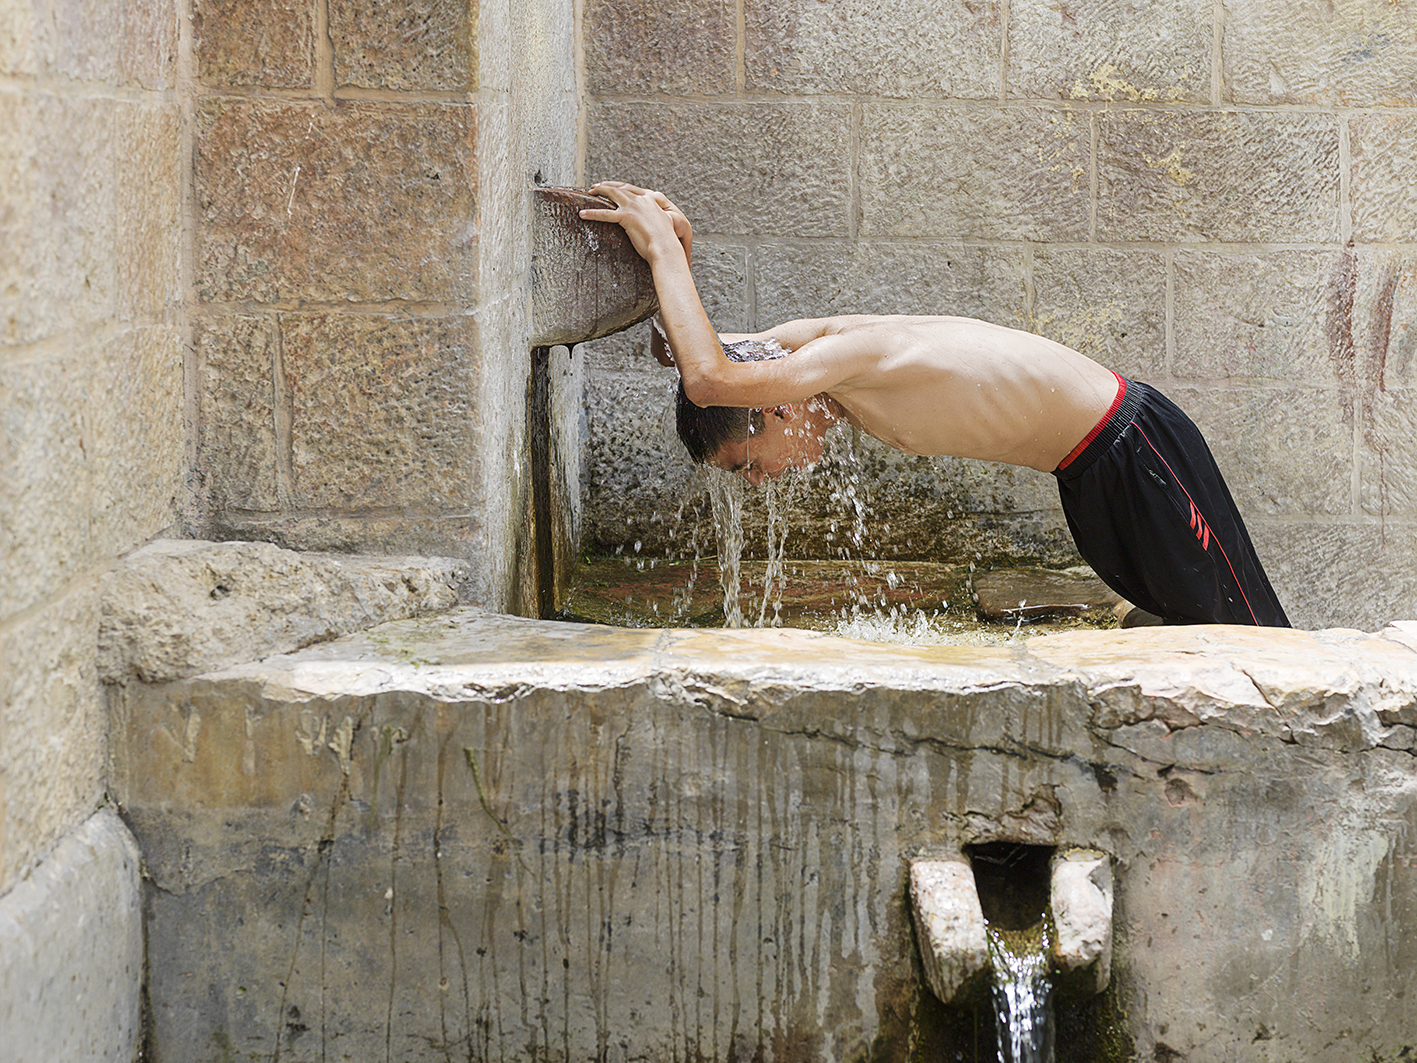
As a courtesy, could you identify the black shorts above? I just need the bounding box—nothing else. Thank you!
[1053,374,1290,627]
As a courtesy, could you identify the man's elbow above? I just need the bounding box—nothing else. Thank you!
[679,369,724,408]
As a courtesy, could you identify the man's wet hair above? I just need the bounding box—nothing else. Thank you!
[674,339,778,464]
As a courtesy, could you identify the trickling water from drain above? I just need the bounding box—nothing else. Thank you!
[987,921,1055,1063]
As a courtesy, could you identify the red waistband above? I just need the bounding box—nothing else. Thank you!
[1056,371,1126,472]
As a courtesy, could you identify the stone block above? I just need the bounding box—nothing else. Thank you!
[282,313,477,510]
[744,0,1002,99]
[859,106,1091,240]
[121,0,178,88]
[1170,386,1355,517]
[585,0,734,96]
[196,312,281,512]
[193,0,314,88]
[44,0,123,82]
[195,99,477,304]
[1360,388,1417,517]
[0,590,104,883]
[755,242,1027,324]
[1008,0,1211,102]
[89,325,184,559]
[0,94,116,347]
[1029,248,1166,381]
[0,0,39,75]
[0,354,93,621]
[1172,249,1342,382]
[116,101,182,319]
[585,102,853,237]
[331,0,476,92]
[1223,0,1417,105]
[98,539,473,684]
[1097,110,1340,242]
[1350,113,1417,243]
[0,810,142,1063]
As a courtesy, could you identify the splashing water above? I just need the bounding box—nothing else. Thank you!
[987,922,1055,1063]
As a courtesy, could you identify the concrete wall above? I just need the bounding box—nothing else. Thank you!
[191,0,580,614]
[580,0,1417,631]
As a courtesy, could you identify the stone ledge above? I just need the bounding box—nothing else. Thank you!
[98,539,473,684]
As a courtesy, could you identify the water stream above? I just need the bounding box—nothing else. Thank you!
[987,921,1055,1063]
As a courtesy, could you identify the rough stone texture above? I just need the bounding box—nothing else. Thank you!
[584,0,735,97]
[97,539,474,684]
[909,858,989,1005]
[116,101,182,316]
[1028,248,1167,381]
[1008,0,1211,102]
[586,102,854,237]
[114,614,1417,1062]
[1360,387,1417,517]
[330,0,476,92]
[193,0,313,88]
[194,99,478,304]
[1223,0,1417,106]
[282,313,476,511]
[745,0,1003,99]
[1256,522,1417,633]
[1049,849,1113,994]
[1172,249,1341,382]
[860,106,1092,240]
[530,188,658,347]
[1349,112,1417,244]
[1097,110,1340,242]
[0,810,143,1063]
[0,589,105,885]
[196,313,281,512]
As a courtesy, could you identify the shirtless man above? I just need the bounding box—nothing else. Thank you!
[581,181,1290,627]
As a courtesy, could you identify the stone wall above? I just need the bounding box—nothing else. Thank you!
[580,0,1417,631]
[191,0,580,614]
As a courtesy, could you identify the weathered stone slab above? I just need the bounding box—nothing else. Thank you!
[859,106,1091,240]
[972,566,1122,621]
[193,0,313,88]
[0,810,142,1063]
[909,857,989,1004]
[584,0,735,96]
[195,313,281,512]
[115,101,182,317]
[330,0,476,92]
[585,102,853,238]
[1257,521,1417,633]
[97,539,474,684]
[745,0,1003,98]
[1359,387,1417,517]
[195,99,477,304]
[1097,109,1340,242]
[1223,0,1417,105]
[1009,0,1211,102]
[115,613,1417,1062]
[530,188,658,347]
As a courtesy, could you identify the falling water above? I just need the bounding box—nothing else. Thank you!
[987,921,1055,1063]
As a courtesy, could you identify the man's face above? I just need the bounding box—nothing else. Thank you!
[710,405,823,486]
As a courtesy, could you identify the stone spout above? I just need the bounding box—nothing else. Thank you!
[910,847,1114,1005]
[1050,847,1113,995]
[909,857,991,1004]
[530,187,658,347]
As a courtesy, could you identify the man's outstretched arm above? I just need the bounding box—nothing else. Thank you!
[580,182,847,408]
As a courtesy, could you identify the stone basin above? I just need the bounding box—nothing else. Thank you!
[111,604,1417,1062]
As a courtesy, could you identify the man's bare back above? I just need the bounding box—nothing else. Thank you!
[721,315,1119,472]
